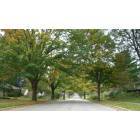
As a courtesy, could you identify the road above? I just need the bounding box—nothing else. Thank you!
[9,94,116,111]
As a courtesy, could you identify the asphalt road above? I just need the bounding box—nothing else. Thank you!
[9,94,116,111]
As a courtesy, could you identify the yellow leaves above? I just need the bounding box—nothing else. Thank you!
[40,31,49,41]
[3,29,25,44]
[51,69,59,78]
[48,69,60,84]
[65,75,94,93]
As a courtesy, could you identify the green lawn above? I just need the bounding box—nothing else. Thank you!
[100,95,140,111]
[100,100,140,111]
[0,97,47,110]
[108,95,140,103]
[90,93,140,111]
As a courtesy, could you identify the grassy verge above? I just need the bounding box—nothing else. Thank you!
[99,100,140,111]
[89,92,140,111]
[108,95,140,103]
[0,97,47,110]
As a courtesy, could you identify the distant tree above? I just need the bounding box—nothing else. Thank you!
[111,50,139,89]
[47,68,60,100]
[111,29,140,61]
[73,30,115,101]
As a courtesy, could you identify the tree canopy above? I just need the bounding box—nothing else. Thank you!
[0,29,139,101]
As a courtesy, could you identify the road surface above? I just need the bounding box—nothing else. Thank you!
[9,94,116,111]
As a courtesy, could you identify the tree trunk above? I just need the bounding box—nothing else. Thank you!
[97,71,101,101]
[51,87,55,100]
[83,92,86,99]
[97,80,101,101]
[31,80,38,101]
[63,91,65,100]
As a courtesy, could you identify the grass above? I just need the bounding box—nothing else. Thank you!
[0,97,47,110]
[90,92,140,110]
[100,94,140,111]
[100,100,140,111]
[108,93,140,103]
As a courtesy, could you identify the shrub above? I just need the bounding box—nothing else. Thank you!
[0,97,10,99]
[109,91,119,98]
[7,91,22,97]
[89,95,99,100]
[55,93,60,99]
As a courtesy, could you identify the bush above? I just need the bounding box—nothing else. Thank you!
[0,97,10,99]
[7,91,22,97]
[89,95,99,100]
[109,91,119,98]
[55,93,60,99]
[108,89,139,99]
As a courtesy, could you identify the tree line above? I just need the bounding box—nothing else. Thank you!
[0,29,140,101]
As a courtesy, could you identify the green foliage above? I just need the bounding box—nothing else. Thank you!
[0,29,140,101]
[111,50,139,89]
[1,29,70,100]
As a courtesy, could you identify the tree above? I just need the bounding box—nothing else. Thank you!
[1,29,67,101]
[88,63,112,100]
[69,29,115,101]
[47,68,60,100]
[0,35,18,97]
[111,50,139,89]
[111,29,140,61]
[110,29,140,89]
[73,76,95,99]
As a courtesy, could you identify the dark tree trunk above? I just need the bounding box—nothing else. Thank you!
[51,87,55,100]
[50,81,58,100]
[63,91,65,100]
[97,80,101,101]
[96,71,101,101]
[83,92,86,99]
[50,82,55,100]
[31,80,38,101]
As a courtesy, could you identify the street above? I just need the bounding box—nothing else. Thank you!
[9,94,116,111]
